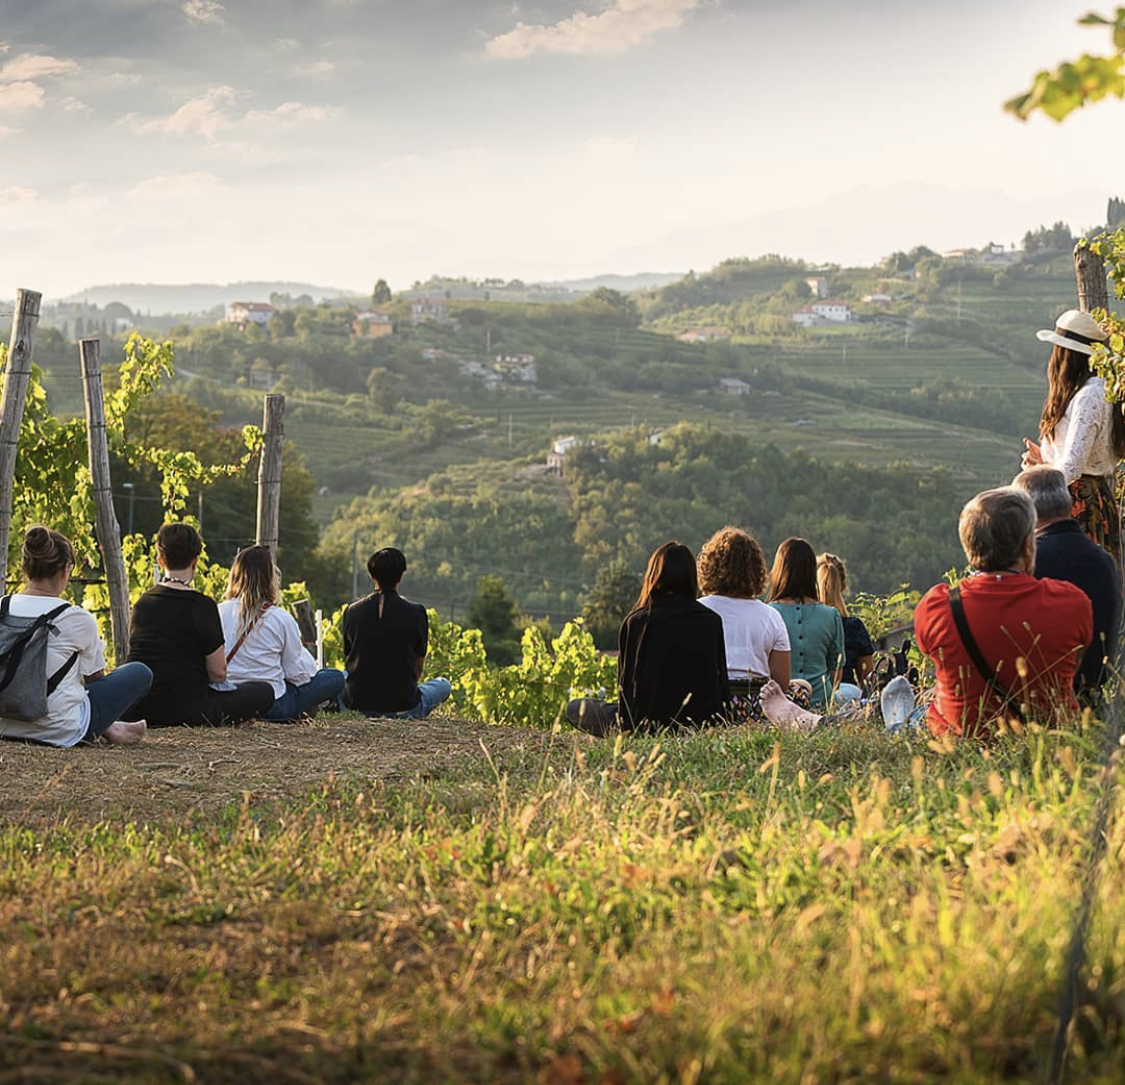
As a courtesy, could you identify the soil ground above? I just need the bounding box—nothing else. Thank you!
[0,715,555,825]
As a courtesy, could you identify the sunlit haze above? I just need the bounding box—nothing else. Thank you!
[0,0,1118,299]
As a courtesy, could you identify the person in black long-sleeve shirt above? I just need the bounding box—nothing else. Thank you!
[1015,466,1121,701]
[567,541,730,735]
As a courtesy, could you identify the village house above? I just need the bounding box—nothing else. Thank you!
[410,298,452,326]
[792,298,853,327]
[546,435,580,476]
[225,302,275,327]
[494,353,537,383]
[353,309,394,338]
[677,327,731,344]
[811,299,853,323]
[718,377,752,395]
[862,292,893,305]
[804,276,829,299]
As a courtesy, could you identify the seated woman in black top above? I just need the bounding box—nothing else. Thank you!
[566,541,730,736]
[816,552,874,702]
[125,523,274,727]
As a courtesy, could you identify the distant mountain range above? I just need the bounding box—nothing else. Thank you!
[62,272,685,315]
[60,281,352,315]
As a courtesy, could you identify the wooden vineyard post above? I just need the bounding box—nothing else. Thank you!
[80,338,131,661]
[256,393,285,555]
[1075,241,1110,314]
[0,289,41,581]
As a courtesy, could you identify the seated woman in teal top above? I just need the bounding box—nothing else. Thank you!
[767,537,844,711]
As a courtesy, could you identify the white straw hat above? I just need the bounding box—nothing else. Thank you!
[1035,309,1108,356]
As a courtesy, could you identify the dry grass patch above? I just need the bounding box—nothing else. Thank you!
[0,715,557,825]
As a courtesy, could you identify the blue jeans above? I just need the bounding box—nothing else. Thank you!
[835,682,863,705]
[391,678,453,720]
[264,669,346,722]
[85,663,154,740]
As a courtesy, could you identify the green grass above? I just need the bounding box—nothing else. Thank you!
[3,717,1125,1082]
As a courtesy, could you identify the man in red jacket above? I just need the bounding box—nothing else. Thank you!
[914,487,1092,739]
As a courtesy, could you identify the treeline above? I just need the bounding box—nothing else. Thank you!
[319,424,964,617]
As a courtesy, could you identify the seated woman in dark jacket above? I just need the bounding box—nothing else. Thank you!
[566,541,730,736]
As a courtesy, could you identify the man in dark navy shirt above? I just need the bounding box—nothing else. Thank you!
[1015,467,1121,701]
[343,547,452,718]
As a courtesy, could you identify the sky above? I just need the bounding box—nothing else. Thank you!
[0,0,1122,300]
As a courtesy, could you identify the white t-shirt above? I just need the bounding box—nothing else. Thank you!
[218,599,318,699]
[0,596,106,747]
[699,595,790,679]
[1041,376,1118,481]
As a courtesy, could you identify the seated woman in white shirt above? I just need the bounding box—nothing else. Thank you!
[218,545,344,722]
[697,526,793,720]
[0,526,150,747]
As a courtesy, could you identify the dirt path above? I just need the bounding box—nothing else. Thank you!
[0,717,556,825]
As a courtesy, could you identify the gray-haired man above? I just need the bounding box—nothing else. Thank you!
[1014,466,1121,701]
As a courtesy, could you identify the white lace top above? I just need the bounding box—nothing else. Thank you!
[1040,376,1118,481]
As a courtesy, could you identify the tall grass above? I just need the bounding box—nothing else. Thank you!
[2,720,1124,1082]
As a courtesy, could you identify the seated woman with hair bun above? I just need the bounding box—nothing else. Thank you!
[697,526,793,720]
[0,526,151,747]
[125,523,274,727]
[219,544,344,721]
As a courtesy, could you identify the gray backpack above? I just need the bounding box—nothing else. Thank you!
[0,595,79,722]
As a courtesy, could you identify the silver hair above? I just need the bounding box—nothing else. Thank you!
[958,487,1037,572]
[1012,466,1073,523]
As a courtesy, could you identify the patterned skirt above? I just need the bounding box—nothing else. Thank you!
[1069,473,1121,562]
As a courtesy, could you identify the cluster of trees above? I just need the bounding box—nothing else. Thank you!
[319,424,965,620]
[1022,221,1076,254]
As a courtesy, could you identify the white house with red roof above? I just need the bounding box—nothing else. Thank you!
[225,301,275,326]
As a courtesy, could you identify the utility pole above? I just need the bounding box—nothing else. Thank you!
[351,527,360,600]
[122,482,135,535]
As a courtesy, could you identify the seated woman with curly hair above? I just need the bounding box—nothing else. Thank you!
[697,526,796,720]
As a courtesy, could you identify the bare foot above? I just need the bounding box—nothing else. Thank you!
[103,719,146,745]
[759,681,822,733]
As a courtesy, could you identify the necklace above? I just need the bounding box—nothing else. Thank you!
[970,568,1022,582]
[163,576,194,588]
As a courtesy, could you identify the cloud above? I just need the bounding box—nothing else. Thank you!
[128,87,336,140]
[273,38,301,51]
[0,82,45,112]
[0,54,79,81]
[0,125,20,139]
[183,0,225,25]
[128,85,236,137]
[296,60,336,77]
[128,172,226,198]
[59,96,89,113]
[244,101,338,125]
[0,186,37,205]
[486,0,704,58]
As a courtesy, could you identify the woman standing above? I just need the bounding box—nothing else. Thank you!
[1022,309,1125,559]
[768,538,844,712]
[0,526,150,746]
[816,552,874,703]
[219,545,344,721]
[566,541,730,735]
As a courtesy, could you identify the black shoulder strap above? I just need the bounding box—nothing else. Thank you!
[46,652,79,696]
[949,586,1026,723]
[0,595,10,618]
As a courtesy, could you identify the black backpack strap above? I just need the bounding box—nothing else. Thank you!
[949,586,1026,723]
[46,651,79,696]
[0,595,10,618]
